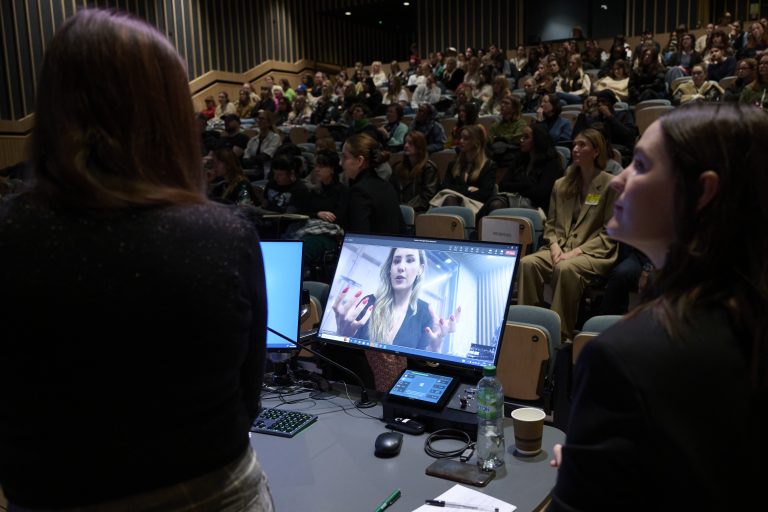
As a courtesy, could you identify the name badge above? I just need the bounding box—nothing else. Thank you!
[585,193,601,205]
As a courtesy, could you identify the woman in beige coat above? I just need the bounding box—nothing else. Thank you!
[518,128,618,339]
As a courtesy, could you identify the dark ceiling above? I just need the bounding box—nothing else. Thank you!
[319,0,418,34]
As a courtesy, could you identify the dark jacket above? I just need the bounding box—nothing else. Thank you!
[346,168,402,234]
[390,160,440,212]
[441,158,497,203]
[500,153,563,213]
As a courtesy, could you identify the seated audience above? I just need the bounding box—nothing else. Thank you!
[556,54,591,105]
[214,90,236,119]
[433,125,496,210]
[487,95,527,168]
[370,60,388,87]
[629,47,667,103]
[739,53,768,106]
[706,44,736,82]
[345,103,386,144]
[287,94,312,125]
[517,128,618,340]
[377,103,409,152]
[483,123,563,215]
[358,77,384,116]
[536,93,573,146]
[410,104,447,154]
[235,88,256,119]
[274,96,291,126]
[390,131,439,212]
[341,133,402,234]
[447,101,480,149]
[207,146,257,207]
[672,64,724,105]
[440,57,464,91]
[724,57,756,101]
[243,110,281,178]
[382,76,411,111]
[520,77,542,113]
[201,95,216,119]
[286,149,348,268]
[480,75,511,115]
[737,21,768,59]
[572,90,637,157]
[260,155,310,215]
[250,85,276,114]
[594,60,630,102]
[411,74,442,110]
[311,83,340,125]
[218,114,250,157]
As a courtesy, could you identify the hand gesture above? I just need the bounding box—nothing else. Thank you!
[331,286,373,337]
[549,443,563,468]
[317,211,336,222]
[425,304,462,352]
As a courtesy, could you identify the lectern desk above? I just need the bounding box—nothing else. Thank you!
[250,389,564,512]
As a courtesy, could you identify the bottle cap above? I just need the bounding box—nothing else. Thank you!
[482,365,496,377]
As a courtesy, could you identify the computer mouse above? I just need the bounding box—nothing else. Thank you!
[374,431,403,458]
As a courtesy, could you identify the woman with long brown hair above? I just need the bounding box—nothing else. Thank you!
[548,103,766,511]
[0,9,273,510]
[207,146,257,206]
[391,130,439,211]
[436,124,497,208]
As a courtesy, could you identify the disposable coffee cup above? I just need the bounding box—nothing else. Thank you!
[511,407,546,456]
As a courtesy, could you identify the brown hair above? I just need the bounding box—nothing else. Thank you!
[30,9,204,209]
[397,131,429,181]
[211,147,248,199]
[563,128,607,197]
[453,125,488,183]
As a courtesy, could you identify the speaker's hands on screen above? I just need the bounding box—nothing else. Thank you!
[332,286,372,336]
[425,305,462,352]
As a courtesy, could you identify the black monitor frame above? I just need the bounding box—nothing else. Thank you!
[315,233,521,378]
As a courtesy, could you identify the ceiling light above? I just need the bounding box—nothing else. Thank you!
[345,11,351,15]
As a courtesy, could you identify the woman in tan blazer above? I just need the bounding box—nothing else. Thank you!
[518,128,618,339]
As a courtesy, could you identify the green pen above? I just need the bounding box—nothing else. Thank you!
[374,488,401,512]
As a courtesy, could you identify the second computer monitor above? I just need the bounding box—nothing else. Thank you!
[260,240,303,352]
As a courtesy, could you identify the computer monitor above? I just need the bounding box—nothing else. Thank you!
[316,233,521,373]
[260,240,304,352]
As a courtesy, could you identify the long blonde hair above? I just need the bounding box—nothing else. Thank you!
[452,125,488,184]
[369,248,427,343]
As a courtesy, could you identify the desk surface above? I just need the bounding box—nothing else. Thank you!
[251,388,564,512]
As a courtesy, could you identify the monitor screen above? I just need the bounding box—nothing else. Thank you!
[260,240,303,351]
[316,233,521,371]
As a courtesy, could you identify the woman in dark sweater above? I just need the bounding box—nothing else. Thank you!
[0,9,273,510]
[438,124,497,206]
[485,123,563,215]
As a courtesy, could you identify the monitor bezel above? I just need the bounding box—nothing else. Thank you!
[260,239,304,353]
[315,232,522,374]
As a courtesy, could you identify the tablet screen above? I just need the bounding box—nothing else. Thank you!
[386,369,458,410]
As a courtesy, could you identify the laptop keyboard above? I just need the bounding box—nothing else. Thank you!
[250,407,318,438]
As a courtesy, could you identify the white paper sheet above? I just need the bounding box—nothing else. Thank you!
[411,483,517,512]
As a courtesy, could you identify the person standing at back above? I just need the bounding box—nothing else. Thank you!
[0,10,274,511]
[548,103,765,510]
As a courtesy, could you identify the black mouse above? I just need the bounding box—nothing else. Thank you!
[374,431,403,458]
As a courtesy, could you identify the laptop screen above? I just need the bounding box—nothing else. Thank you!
[316,233,521,370]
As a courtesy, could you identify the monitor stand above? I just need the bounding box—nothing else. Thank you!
[267,352,296,388]
[382,380,481,439]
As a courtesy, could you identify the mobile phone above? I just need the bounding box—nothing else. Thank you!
[425,459,495,487]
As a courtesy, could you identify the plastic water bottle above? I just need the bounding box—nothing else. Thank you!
[476,365,505,470]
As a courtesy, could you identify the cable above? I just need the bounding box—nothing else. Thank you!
[268,327,377,408]
[424,428,475,462]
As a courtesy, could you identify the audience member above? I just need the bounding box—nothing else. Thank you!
[219,114,250,157]
[207,146,257,206]
[480,74,511,115]
[556,54,591,104]
[235,87,256,119]
[484,123,563,215]
[243,110,281,178]
[214,90,236,119]
[433,125,496,210]
[0,10,274,510]
[548,103,765,512]
[739,53,768,106]
[629,47,667,103]
[410,103,447,153]
[251,85,276,114]
[520,77,542,113]
[723,57,756,101]
[201,94,216,119]
[572,90,637,157]
[594,59,630,102]
[536,93,573,146]
[390,130,439,212]
[341,133,402,234]
[377,103,409,152]
[411,74,442,110]
[517,128,618,340]
[672,64,724,105]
